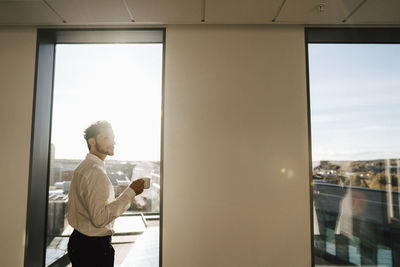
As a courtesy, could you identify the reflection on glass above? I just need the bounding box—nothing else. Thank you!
[309,44,400,267]
[45,44,162,266]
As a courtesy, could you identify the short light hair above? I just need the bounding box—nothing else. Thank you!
[83,121,112,150]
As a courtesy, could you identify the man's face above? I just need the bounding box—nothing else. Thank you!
[94,127,116,156]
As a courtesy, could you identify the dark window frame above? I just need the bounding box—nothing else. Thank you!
[25,28,165,267]
[305,27,400,267]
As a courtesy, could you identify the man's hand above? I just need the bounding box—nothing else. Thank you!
[130,179,145,195]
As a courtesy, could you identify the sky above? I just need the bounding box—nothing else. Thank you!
[309,44,400,161]
[51,44,163,161]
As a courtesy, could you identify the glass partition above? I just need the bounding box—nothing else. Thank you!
[308,43,400,267]
[45,43,163,266]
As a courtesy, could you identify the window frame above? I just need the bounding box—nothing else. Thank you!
[25,28,165,267]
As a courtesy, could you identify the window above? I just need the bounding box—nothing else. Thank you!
[307,28,400,267]
[25,29,164,267]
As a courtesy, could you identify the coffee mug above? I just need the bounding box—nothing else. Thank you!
[142,177,151,189]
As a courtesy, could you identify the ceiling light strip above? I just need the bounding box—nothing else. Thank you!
[41,0,66,23]
[201,0,206,22]
[272,0,287,22]
[122,0,136,22]
[342,0,367,23]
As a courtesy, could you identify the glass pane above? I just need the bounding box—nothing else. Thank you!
[45,44,163,266]
[309,44,400,267]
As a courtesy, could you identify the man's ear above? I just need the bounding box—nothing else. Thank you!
[88,138,96,149]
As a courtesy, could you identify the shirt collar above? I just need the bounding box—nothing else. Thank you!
[86,153,105,168]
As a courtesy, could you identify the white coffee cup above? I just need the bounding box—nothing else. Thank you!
[142,177,151,189]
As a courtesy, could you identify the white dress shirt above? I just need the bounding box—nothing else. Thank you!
[67,153,136,236]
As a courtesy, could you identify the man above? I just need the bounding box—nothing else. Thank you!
[67,120,145,267]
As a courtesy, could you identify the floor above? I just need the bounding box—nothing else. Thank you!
[118,226,159,267]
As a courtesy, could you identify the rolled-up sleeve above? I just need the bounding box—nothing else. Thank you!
[82,168,136,228]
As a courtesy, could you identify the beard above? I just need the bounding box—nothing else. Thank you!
[95,140,114,156]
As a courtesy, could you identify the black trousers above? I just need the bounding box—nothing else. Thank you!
[67,230,114,267]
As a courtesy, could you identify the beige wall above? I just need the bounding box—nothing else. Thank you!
[0,25,311,267]
[163,25,311,267]
[0,27,37,267]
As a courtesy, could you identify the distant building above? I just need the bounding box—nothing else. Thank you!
[62,170,74,181]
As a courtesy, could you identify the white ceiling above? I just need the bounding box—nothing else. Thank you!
[0,0,399,26]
